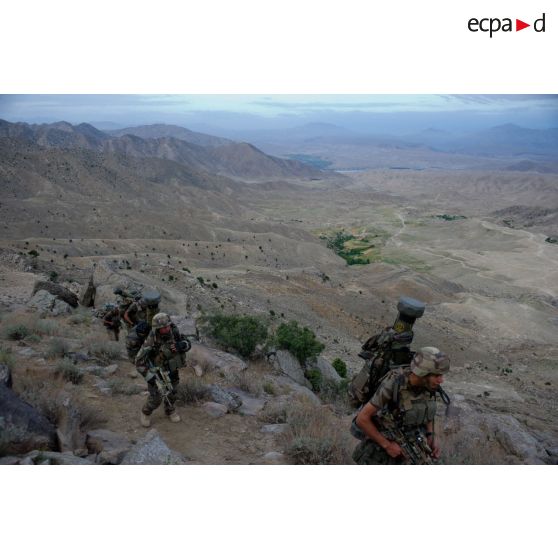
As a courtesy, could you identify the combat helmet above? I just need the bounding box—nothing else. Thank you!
[152,312,171,329]
[410,347,450,377]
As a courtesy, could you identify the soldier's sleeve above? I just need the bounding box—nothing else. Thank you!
[135,333,155,371]
[369,374,396,409]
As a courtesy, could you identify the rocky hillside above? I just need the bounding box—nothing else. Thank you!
[0,119,327,181]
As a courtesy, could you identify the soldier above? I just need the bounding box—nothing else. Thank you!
[102,303,121,341]
[352,346,449,465]
[123,289,160,330]
[135,312,190,427]
[349,296,425,407]
[114,286,141,322]
[125,320,150,363]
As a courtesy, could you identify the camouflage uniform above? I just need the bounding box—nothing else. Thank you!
[135,323,185,416]
[352,369,438,465]
[102,306,121,341]
[125,321,150,362]
[124,300,160,329]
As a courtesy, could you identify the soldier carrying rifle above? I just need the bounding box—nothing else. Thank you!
[351,346,450,465]
[135,312,191,427]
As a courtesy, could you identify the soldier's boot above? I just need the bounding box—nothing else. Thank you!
[140,412,151,428]
[168,411,181,423]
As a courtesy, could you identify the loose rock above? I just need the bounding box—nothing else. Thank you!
[121,429,187,465]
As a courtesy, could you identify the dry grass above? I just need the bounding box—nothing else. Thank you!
[54,358,83,384]
[106,378,144,396]
[260,398,288,424]
[84,335,122,363]
[175,376,211,405]
[230,368,263,396]
[33,319,60,336]
[0,346,15,369]
[282,398,352,464]
[46,337,71,359]
[15,369,106,431]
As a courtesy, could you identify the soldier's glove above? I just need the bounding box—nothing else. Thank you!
[170,342,177,353]
[176,339,191,353]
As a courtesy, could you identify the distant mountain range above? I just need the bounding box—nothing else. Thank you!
[0,120,327,181]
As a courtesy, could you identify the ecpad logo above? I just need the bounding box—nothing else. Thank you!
[468,13,546,37]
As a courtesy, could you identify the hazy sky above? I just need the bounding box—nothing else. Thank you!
[0,94,557,135]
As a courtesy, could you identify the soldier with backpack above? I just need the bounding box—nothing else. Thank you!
[102,303,121,341]
[135,312,191,427]
[123,289,161,330]
[351,346,450,465]
[348,296,425,408]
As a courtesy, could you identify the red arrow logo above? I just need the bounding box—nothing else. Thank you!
[516,19,530,31]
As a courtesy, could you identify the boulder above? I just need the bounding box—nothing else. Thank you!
[201,402,228,418]
[51,298,72,316]
[79,276,96,307]
[261,424,288,435]
[0,383,57,455]
[271,350,312,389]
[227,388,266,416]
[0,364,13,388]
[206,385,242,411]
[86,429,132,464]
[27,290,57,313]
[187,343,247,379]
[487,414,549,464]
[121,429,187,465]
[55,394,88,453]
[101,364,118,377]
[273,376,322,405]
[262,451,286,464]
[170,316,198,339]
[17,450,92,465]
[32,281,78,308]
[307,356,343,386]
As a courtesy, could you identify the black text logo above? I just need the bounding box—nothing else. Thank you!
[468,13,546,37]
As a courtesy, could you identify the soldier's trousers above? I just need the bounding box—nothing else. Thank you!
[142,371,179,416]
[352,439,400,465]
[106,327,120,342]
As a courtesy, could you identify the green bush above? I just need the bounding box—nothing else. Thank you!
[55,358,83,385]
[331,358,347,378]
[304,368,323,392]
[202,314,268,358]
[275,321,324,364]
[3,324,30,340]
[0,347,15,369]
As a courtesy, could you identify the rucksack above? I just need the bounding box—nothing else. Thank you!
[348,328,414,408]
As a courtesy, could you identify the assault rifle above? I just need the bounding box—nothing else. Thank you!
[146,360,174,407]
[350,413,435,465]
[378,421,434,465]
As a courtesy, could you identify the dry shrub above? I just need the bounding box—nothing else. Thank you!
[46,337,71,359]
[15,369,106,430]
[260,398,288,424]
[55,358,83,384]
[69,308,91,326]
[0,347,15,369]
[175,376,211,405]
[85,335,122,363]
[3,323,31,340]
[107,378,144,396]
[32,319,59,336]
[230,368,263,396]
[283,398,352,465]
